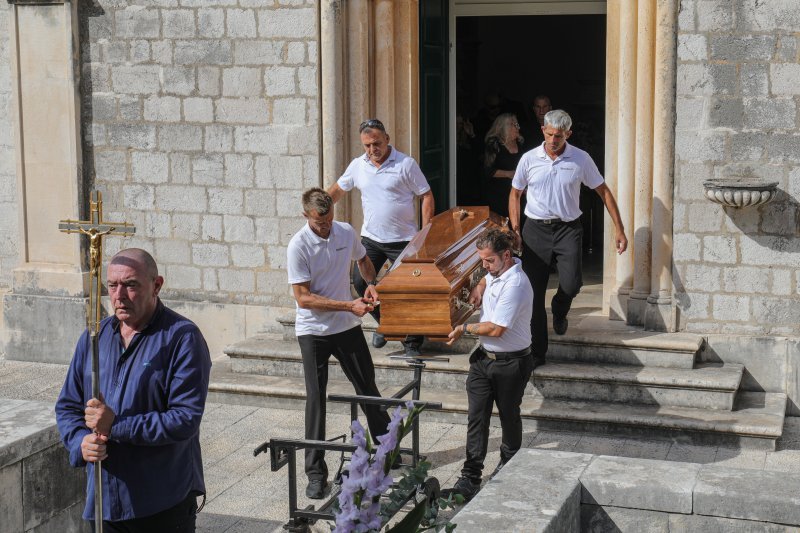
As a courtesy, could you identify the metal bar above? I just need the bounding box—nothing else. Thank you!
[90,331,103,532]
[287,447,298,520]
[327,394,441,410]
[391,377,420,399]
[266,438,358,454]
[411,365,422,467]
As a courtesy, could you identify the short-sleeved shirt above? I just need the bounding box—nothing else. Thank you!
[512,142,604,222]
[479,258,533,353]
[337,147,431,243]
[287,221,366,336]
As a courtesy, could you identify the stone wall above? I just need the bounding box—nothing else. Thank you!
[0,1,19,290]
[80,0,319,318]
[673,0,800,336]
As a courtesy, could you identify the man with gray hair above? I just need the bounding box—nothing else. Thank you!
[509,109,627,365]
[287,187,391,499]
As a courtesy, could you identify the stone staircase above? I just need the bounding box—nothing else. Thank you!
[208,315,786,450]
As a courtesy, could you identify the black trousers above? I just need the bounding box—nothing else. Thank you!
[521,218,583,359]
[298,326,391,481]
[461,352,534,481]
[352,236,423,348]
[98,493,198,532]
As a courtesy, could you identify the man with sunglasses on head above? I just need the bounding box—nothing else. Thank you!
[327,119,435,357]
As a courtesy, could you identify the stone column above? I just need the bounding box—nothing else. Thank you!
[320,0,346,196]
[610,0,637,321]
[627,0,656,326]
[645,0,678,332]
[602,0,620,314]
[2,0,87,363]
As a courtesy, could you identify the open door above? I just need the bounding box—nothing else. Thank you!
[419,0,449,214]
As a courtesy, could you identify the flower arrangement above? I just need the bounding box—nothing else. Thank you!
[333,401,461,533]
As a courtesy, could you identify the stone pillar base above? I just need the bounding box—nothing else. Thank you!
[644,296,676,332]
[609,289,629,321]
[626,292,649,326]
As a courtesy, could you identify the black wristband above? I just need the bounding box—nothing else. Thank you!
[367,280,377,286]
[462,323,468,334]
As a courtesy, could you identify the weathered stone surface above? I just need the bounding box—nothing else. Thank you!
[668,513,796,532]
[582,505,669,533]
[694,465,800,525]
[3,295,87,364]
[23,444,84,530]
[0,461,23,533]
[581,455,700,513]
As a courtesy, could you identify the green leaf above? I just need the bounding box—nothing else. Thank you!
[385,499,429,533]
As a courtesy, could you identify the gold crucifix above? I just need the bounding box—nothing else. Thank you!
[58,190,134,533]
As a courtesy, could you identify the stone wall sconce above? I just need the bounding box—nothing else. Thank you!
[703,178,778,208]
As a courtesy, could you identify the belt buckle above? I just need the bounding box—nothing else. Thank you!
[542,219,553,225]
[484,350,496,360]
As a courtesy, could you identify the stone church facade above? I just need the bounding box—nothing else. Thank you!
[0,1,798,413]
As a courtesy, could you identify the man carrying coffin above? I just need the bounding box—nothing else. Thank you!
[287,187,391,500]
[445,228,534,502]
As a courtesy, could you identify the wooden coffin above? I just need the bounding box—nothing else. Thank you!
[376,206,508,342]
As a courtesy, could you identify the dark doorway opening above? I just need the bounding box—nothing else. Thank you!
[455,14,606,279]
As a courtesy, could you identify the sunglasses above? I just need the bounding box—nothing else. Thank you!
[359,119,386,133]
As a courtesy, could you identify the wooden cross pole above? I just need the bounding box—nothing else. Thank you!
[58,190,135,533]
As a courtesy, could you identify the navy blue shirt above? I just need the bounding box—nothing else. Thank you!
[55,301,211,521]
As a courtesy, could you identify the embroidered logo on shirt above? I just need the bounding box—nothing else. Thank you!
[335,246,347,251]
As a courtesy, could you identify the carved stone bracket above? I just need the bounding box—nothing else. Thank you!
[703,178,779,208]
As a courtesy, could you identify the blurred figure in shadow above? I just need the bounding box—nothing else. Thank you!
[521,94,552,146]
[456,114,483,206]
[483,113,525,219]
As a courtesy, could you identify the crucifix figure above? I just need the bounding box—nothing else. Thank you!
[58,190,135,533]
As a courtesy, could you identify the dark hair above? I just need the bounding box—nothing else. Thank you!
[359,118,386,133]
[301,187,333,215]
[476,228,513,256]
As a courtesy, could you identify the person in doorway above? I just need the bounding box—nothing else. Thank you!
[445,228,534,502]
[509,109,627,366]
[521,94,553,145]
[483,113,525,218]
[327,119,434,357]
[287,187,392,499]
[55,248,212,531]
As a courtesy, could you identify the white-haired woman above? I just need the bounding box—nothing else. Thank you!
[483,113,525,218]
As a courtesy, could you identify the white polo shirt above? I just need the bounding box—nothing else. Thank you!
[512,142,604,222]
[287,221,366,336]
[479,258,533,353]
[337,147,431,243]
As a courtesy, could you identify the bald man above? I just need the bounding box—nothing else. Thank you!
[56,248,212,532]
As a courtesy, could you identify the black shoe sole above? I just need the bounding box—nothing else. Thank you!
[553,317,568,335]
[372,334,387,348]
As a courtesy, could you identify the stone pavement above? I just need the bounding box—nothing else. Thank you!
[2,356,800,532]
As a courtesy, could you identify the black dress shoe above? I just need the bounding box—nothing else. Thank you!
[305,479,327,499]
[404,344,422,358]
[553,315,568,335]
[490,461,505,478]
[452,476,481,502]
[372,332,387,348]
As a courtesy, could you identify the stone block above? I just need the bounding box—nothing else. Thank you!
[265,66,296,96]
[244,189,276,216]
[202,215,223,241]
[192,154,224,186]
[744,97,796,130]
[234,41,284,65]
[131,40,150,63]
[234,126,289,154]
[218,269,255,293]
[723,266,768,293]
[3,294,87,363]
[132,152,169,184]
[158,125,203,151]
[707,97,743,130]
[677,63,736,97]
[762,200,799,236]
[93,150,127,182]
[752,296,800,328]
[267,244,288,269]
[23,444,84,530]
[770,269,791,295]
[165,265,201,290]
[156,185,208,213]
[669,513,796,532]
[775,35,797,62]
[675,131,726,162]
[286,42,305,64]
[151,40,173,64]
[694,465,800,525]
[740,235,800,267]
[192,243,229,267]
[205,125,234,152]
[766,134,800,163]
[123,184,156,211]
[276,190,301,217]
[183,97,214,123]
[111,65,160,95]
[687,202,723,232]
[256,217,280,244]
[673,233,702,261]
[272,98,306,125]
[675,290,710,321]
[203,269,218,291]
[226,8,257,38]
[685,263,722,291]
[115,6,159,39]
[198,8,225,38]
[162,67,195,96]
[703,235,737,264]
[171,153,192,184]
[107,123,157,150]
[222,67,262,97]
[31,500,89,533]
[697,0,733,31]
[712,294,750,321]
[581,505,669,532]
[83,64,111,92]
[771,63,800,96]
[297,66,318,96]
[215,98,269,124]
[118,95,142,121]
[710,35,776,62]
[788,339,800,416]
[740,63,769,97]
[452,449,592,533]
[701,334,787,392]
[678,0,695,31]
[676,97,706,131]
[257,8,316,38]
[155,239,190,264]
[678,34,707,62]
[198,66,221,96]
[223,215,255,243]
[231,244,264,268]
[209,188,243,215]
[225,154,254,187]
[162,9,195,38]
[737,0,800,32]
[0,462,23,533]
[174,40,232,65]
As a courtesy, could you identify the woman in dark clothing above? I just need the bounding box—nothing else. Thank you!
[483,113,525,218]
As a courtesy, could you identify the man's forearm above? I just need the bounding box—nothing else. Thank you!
[420,192,435,226]
[356,257,377,285]
[508,189,523,231]
[462,321,505,338]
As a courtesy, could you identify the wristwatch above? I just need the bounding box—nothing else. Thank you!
[367,279,378,286]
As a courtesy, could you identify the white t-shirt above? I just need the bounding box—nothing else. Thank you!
[479,258,533,353]
[287,221,365,336]
[512,142,604,222]
[337,147,431,243]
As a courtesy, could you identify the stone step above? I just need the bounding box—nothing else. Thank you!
[532,363,744,410]
[547,328,703,369]
[207,363,785,450]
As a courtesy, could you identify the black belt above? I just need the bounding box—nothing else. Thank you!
[478,346,531,361]
[532,217,571,225]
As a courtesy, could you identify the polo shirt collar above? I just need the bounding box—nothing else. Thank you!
[536,142,573,161]
[303,220,336,244]
[361,145,397,168]
[488,257,523,284]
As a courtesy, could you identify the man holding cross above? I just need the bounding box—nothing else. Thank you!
[55,248,212,531]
